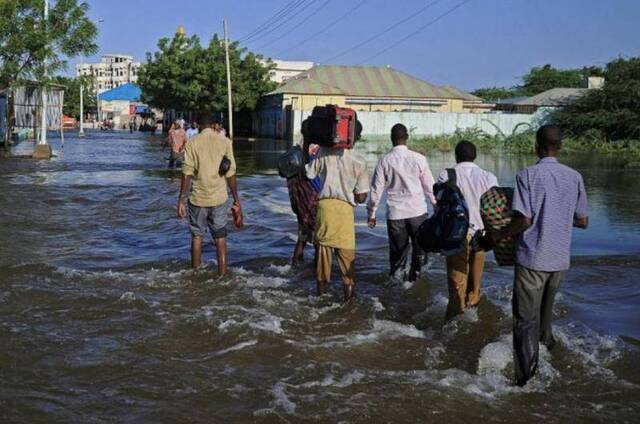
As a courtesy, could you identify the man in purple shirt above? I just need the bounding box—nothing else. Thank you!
[487,125,588,387]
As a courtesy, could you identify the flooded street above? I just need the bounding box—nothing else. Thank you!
[1,131,639,422]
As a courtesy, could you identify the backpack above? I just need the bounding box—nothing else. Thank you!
[277,145,305,179]
[417,169,470,256]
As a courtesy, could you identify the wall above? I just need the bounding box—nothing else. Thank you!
[290,110,538,143]
[282,94,463,113]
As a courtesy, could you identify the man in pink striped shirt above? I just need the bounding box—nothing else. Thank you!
[168,121,188,168]
[367,124,436,282]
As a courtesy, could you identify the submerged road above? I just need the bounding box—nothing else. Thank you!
[0,131,639,422]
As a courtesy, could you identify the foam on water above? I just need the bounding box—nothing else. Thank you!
[298,370,366,389]
[370,296,385,312]
[268,263,292,275]
[270,382,297,414]
[215,340,259,356]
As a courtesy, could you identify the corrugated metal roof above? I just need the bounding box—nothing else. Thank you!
[268,65,478,100]
[271,77,344,95]
[514,88,589,106]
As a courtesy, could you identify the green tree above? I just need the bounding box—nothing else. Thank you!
[51,75,95,119]
[554,57,640,141]
[471,86,524,101]
[0,0,98,88]
[138,32,276,113]
[473,64,605,101]
[520,64,583,96]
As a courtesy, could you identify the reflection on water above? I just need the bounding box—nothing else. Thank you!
[0,131,638,422]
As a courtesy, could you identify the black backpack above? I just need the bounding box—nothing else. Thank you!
[417,169,470,256]
[277,145,305,179]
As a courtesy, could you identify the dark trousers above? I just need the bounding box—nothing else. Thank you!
[387,214,427,282]
[512,264,563,386]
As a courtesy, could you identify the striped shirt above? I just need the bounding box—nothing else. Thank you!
[512,157,588,272]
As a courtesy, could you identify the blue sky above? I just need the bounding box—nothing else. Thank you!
[72,0,640,90]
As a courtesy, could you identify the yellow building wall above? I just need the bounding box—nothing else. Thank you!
[282,94,348,110]
[281,94,475,113]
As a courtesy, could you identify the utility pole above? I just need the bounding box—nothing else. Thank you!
[38,0,49,146]
[223,19,233,139]
[79,55,85,137]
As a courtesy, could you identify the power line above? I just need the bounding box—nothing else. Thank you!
[274,0,368,57]
[240,0,307,43]
[244,0,319,45]
[257,0,333,51]
[358,0,472,64]
[321,0,444,64]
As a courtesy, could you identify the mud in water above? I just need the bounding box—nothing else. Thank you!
[0,132,638,423]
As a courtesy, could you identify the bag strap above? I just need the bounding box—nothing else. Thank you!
[446,168,457,186]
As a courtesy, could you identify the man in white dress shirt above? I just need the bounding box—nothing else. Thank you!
[438,140,498,320]
[368,124,436,282]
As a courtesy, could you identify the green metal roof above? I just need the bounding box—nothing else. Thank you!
[270,77,344,95]
[268,65,478,100]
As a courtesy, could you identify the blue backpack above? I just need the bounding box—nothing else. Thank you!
[417,169,470,256]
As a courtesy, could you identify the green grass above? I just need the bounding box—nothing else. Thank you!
[403,127,640,161]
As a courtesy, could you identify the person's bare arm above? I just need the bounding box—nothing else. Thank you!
[302,139,311,164]
[489,212,532,244]
[177,174,191,218]
[226,175,241,206]
[355,192,367,204]
[574,216,588,229]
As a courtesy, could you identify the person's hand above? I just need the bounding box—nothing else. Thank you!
[476,230,499,251]
[231,202,244,229]
[177,200,186,219]
[368,218,376,228]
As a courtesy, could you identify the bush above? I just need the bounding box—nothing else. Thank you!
[553,57,640,141]
[408,126,640,160]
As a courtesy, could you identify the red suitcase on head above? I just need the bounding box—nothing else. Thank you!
[307,105,358,149]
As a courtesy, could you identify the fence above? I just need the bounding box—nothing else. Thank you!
[289,110,538,143]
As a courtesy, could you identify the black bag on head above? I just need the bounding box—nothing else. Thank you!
[277,145,304,179]
[417,169,470,256]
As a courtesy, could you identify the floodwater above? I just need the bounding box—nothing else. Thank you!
[1,131,639,423]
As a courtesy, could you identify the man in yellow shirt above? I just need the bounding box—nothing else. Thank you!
[177,114,242,274]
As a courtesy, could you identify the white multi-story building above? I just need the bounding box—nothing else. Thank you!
[266,60,314,84]
[76,54,141,93]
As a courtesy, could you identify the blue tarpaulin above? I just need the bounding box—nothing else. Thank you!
[98,83,141,101]
[135,105,152,114]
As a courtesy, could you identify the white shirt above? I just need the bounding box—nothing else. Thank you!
[186,127,199,139]
[367,145,436,220]
[437,162,498,232]
[305,147,370,207]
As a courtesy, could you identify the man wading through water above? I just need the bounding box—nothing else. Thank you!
[367,123,435,282]
[439,140,498,320]
[484,125,588,386]
[305,128,369,302]
[177,113,242,274]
